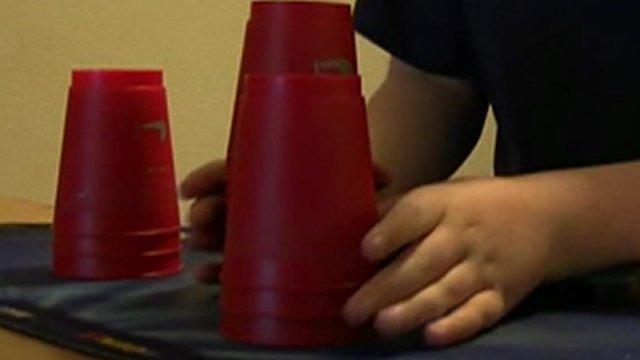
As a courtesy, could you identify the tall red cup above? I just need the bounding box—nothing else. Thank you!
[227,1,358,174]
[241,1,357,75]
[53,70,182,280]
[220,75,377,347]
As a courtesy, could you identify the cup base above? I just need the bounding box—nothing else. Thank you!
[220,312,367,348]
[220,285,357,319]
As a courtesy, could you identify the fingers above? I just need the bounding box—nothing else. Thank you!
[363,188,444,262]
[180,160,226,199]
[182,161,226,283]
[186,196,226,251]
[343,227,465,327]
[374,262,484,337]
[188,196,225,230]
[425,290,506,347]
[186,227,224,251]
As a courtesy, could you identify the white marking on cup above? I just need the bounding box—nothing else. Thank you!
[313,58,354,74]
[142,120,167,142]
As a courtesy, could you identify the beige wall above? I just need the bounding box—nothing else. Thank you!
[0,0,494,208]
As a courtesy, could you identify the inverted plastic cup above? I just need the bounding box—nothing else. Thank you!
[227,1,358,174]
[223,75,376,287]
[53,70,182,280]
[220,74,376,347]
[242,1,357,75]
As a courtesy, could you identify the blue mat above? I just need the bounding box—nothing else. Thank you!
[1,224,640,359]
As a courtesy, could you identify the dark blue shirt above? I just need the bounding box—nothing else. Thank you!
[355,0,640,175]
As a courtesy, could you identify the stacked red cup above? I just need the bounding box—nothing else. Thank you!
[227,0,358,171]
[53,70,182,280]
[220,1,377,347]
[241,0,357,74]
[222,75,377,347]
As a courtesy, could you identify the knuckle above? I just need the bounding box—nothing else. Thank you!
[424,296,448,318]
[461,223,482,243]
[414,289,449,318]
[394,193,425,217]
[442,280,469,301]
[405,249,431,276]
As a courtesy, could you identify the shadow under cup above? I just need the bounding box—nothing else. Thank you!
[53,70,182,280]
[220,75,377,347]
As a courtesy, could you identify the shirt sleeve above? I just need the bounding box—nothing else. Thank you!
[354,0,475,77]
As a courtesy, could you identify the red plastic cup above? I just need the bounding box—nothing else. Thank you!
[53,70,182,280]
[219,75,377,347]
[220,255,374,291]
[241,1,357,75]
[227,1,358,174]
[221,314,364,348]
[220,287,355,320]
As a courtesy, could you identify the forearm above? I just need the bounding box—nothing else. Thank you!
[517,160,640,279]
[368,58,488,194]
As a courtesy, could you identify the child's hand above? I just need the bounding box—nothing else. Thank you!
[180,160,227,283]
[344,177,561,346]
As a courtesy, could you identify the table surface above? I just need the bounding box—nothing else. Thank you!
[0,196,92,360]
[2,196,640,360]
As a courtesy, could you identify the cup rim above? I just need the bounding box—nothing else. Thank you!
[250,1,351,19]
[71,69,163,89]
[241,74,361,97]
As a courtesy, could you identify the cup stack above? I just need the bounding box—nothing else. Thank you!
[227,0,358,171]
[221,1,377,347]
[53,70,182,280]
